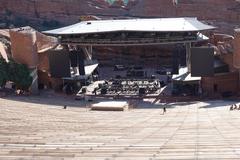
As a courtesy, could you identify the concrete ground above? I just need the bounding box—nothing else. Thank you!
[0,94,240,160]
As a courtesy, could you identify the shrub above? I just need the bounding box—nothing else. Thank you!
[0,57,33,91]
[0,57,8,87]
[8,60,33,91]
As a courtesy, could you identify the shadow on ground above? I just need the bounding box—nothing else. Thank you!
[198,100,238,109]
[135,100,198,109]
[1,90,239,110]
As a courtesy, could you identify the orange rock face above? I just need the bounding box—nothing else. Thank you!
[233,29,240,69]
[9,27,57,69]
[10,28,38,68]
[0,0,240,33]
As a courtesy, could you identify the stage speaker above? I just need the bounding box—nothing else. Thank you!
[69,50,78,67]
[48,50,70,78]
[172,46,180,74]
[191,47,214,77]
[78,48,85,76]
[172,63,179,74]
[179,45,186,66]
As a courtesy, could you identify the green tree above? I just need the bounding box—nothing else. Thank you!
[8,60,33,91]
[0,58,33,91]
[0,57,8,87]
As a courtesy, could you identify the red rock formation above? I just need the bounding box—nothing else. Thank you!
[0,0,240,33]
[9,26,57,68]
[201,72,239,95]
[233,29,240,69]
[10,27,39,68]
[0,42,9,62]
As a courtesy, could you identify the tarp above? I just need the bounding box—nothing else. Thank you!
[172,67,201,82]
[85,63,98,76]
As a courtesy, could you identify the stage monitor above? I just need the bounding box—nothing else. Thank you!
[48,50,71,78]
[172,46,180,74]
[191,47,214,77]
[78,48,86,76]
[69,50,78,68]
[179,45,186,67]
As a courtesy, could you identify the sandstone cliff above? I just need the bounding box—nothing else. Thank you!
[0,0,240,33]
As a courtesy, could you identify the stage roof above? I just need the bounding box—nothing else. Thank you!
[44,17,215,35]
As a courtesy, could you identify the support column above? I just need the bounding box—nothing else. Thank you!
[186,42,191,72]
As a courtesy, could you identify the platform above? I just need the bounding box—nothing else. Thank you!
[91,101,129,111]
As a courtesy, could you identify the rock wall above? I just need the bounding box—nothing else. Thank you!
[0,0,134,29]
[10,28,39,68]
[201,72,239,95]
[0,0,240,33]
[233,29,240,69]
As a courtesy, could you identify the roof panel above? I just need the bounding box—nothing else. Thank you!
[43,17,215,35]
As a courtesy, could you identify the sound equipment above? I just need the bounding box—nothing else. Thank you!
[48,50,70,78]
[139,88,146,95]
[191,47,214,77]
[69,50,78,67]
[78,48,85,76]
[172,46,180,74]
